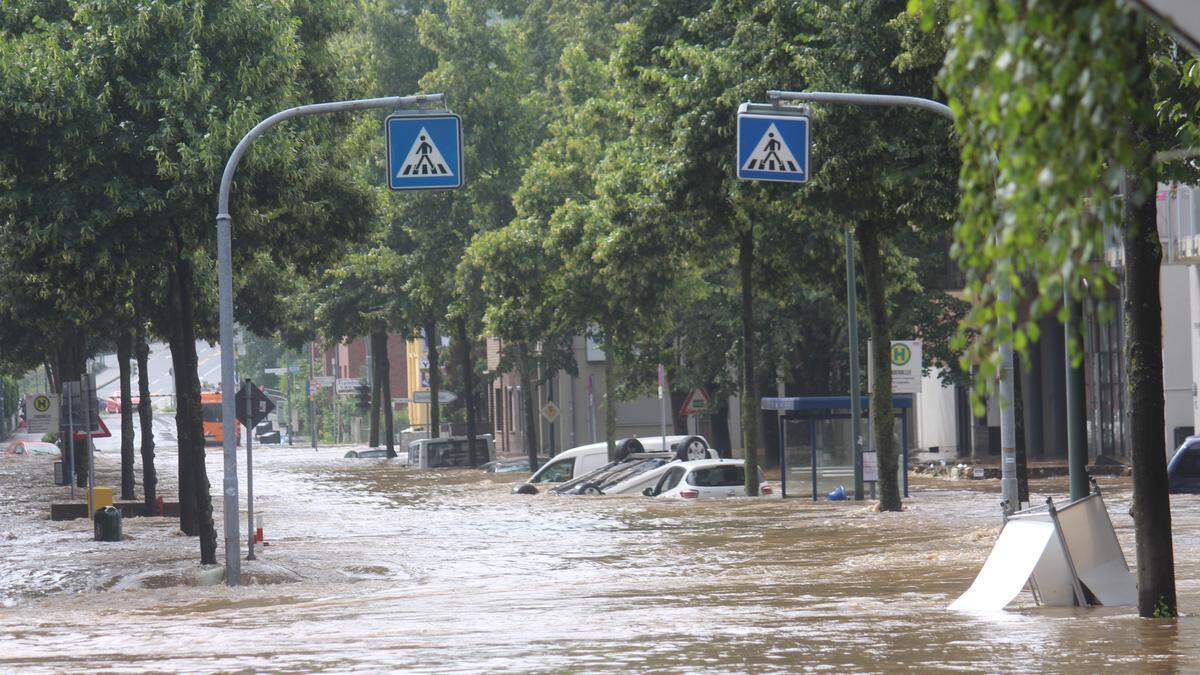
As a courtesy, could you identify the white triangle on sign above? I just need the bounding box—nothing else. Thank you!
[397,127,454,178]
[741,123,802,174]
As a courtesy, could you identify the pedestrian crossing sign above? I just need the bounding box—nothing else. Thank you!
[736,109,809,183]
[385,112,463,190]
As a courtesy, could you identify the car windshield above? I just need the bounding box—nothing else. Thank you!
[686,465,745,487]
[549,458,628,493]
[595,458,670,489]
[532,457,575,483]
[550,457,672,494]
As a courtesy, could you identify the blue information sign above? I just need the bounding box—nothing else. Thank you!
[385,113,463,191]
[736,112,809,183]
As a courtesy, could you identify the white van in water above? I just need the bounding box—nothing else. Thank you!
[408,434,495,469]
[527,435,713,485]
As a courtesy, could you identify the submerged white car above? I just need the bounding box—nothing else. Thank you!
[527,435,714,485]
[641,459,772,499]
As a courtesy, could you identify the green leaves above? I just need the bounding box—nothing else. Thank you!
[934,0,1193,399]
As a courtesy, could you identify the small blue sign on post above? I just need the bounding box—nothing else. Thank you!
[386,113,463,191]
[736,104,810,183]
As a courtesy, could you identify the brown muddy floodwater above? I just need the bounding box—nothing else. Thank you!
[1,447,1198,673]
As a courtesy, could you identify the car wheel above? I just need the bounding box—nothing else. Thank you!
[614,437,644,462]
[675,436,709,461]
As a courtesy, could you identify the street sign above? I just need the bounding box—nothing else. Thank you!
[288,364,301,374]
[386,113,463,191]
[313,375,336,388]
[235,381,275,429]
[25,393,59,435]
[890,340,922,394]
[60,377,100,433]
[680,388,713,416]
[867,339,923,394]
[335,378,361,395]
[863,451,878,482]
[264,367,288,375]
[411,390,458,404]
[74,417,111,440]
[540,401,560,424]
[736,104,810,183]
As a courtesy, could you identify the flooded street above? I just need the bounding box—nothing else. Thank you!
[3,442,1199,672]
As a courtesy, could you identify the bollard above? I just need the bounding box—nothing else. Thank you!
[254,514,264,544]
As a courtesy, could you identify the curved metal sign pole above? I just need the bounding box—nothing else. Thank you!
[765,91,1018,511]
[215,93,445,586]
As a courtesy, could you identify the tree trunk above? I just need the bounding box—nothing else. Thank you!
[1124,166,1176,617]
[380,334,395,458]
[517,345,539,471]
[458,318,478,466]
[167,255,217,564]
[758,368,779,469]
[57,330,88,488]
[426,321,440,439]
[604,353,618,462]
[117,331,135,500]
[167,267,195,536]
[738,230,760,496]
[858,221,901,511]
[369,330,384,448]
[136,334,156,509]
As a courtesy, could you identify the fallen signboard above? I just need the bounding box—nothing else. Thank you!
[949,490,1136,611]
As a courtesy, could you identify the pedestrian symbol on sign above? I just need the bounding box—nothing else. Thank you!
[742,123,801,174]
[398,128,453,177]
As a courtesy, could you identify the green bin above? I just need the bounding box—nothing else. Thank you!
[93,505,122,542]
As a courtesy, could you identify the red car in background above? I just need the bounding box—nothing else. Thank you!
[104,395,140,414]
[4,441,60,457]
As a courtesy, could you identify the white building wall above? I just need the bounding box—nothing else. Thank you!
[1163,265,1195,451]
[915,368,957,454]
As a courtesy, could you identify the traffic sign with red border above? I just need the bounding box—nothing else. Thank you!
[680,388,712,416]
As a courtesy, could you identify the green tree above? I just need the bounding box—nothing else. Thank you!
[793,0,959,509]
[927,0,1199,616]
[0,1,375,565]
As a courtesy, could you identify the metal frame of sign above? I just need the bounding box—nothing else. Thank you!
[735,102,811,184]
[385,110,464,191]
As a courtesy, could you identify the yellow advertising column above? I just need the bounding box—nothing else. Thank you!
[406,338,429,430]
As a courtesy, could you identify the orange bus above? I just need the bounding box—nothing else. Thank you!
[200,391,240,444]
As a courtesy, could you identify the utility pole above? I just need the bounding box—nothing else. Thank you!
[244,378,256,561]
[846,228,864,499]
[308,341,317,452]
[216,93,445,586]
[1066,289,1088,500]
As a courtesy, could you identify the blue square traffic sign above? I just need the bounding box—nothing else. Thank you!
[385,113,463,191]
[736,112,809,183]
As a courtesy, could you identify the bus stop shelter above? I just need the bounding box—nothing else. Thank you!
[762,395,912,500]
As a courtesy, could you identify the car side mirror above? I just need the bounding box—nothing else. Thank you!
[642,487,656,497]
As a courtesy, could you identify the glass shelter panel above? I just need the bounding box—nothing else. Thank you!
[768,396,911,501]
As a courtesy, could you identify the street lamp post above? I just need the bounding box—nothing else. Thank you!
[215,93,444,586]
